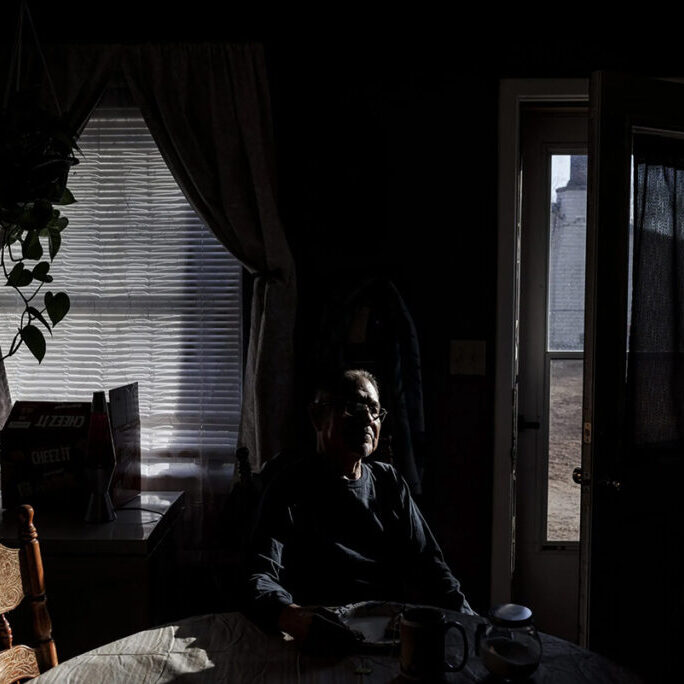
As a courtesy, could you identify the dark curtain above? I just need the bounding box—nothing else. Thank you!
[121,44,296,579]
[121,44,296,472]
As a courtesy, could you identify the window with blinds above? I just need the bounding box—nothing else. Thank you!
[0,106,243,467]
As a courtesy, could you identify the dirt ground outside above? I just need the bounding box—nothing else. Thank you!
[547,359,583,541]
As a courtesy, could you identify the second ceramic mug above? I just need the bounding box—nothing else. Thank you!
[400,607,468,681]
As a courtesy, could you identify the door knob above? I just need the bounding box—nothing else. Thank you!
[572,467,583,484]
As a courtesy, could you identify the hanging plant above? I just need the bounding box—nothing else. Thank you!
[0,2,77,364]
[0,100,77,363]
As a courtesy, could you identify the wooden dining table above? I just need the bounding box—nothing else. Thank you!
[32,602,645,683]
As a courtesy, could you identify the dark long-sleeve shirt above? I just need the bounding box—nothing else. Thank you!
[245,454,473,630]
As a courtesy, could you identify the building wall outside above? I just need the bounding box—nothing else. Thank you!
[549,158,587,352]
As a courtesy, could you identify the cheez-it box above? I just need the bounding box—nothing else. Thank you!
[0,401,90,510]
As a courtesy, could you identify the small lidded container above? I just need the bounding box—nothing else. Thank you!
[475,603,542,680]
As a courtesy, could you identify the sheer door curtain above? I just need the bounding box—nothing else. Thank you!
[630,134,684,451]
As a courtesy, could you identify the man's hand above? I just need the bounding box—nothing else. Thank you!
[278,604,314,642]
[278,604,363,656]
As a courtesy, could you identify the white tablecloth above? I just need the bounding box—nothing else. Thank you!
[33,606,645,683]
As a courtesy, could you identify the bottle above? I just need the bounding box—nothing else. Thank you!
[84,391,117,523]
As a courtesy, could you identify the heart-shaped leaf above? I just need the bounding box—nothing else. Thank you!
[48,228,61,261]
[22,231,43,260]
[32,262,53,283]
[6,263,23,286]
[20,324,46,363]
[44,291,70,327]
[6,263,33,287]
[27,307,52,335]
[55,188,76,206]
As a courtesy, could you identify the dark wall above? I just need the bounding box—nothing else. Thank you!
[5,2,684,612]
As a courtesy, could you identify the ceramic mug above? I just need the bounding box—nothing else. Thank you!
[399,607,468,681]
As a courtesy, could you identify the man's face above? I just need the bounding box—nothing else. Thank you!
[313,377,382,460]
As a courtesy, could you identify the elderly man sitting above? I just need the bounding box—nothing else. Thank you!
[245,368,474,644]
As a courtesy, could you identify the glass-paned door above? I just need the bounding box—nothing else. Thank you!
[581,72,684,680]
[515,107,587,642]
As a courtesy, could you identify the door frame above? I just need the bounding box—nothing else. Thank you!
[492,78,588,631]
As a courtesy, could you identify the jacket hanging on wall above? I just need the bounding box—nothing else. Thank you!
[315,276,425,495]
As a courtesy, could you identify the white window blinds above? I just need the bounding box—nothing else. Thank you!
[0,106,242,464]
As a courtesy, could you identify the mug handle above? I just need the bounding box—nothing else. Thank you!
[443,620,468,672]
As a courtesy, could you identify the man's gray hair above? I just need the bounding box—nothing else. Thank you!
[314,368,380,402]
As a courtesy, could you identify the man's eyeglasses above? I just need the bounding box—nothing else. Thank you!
[315,400,388,422]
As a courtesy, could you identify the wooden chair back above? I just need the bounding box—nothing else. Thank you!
[0,505,57,683]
